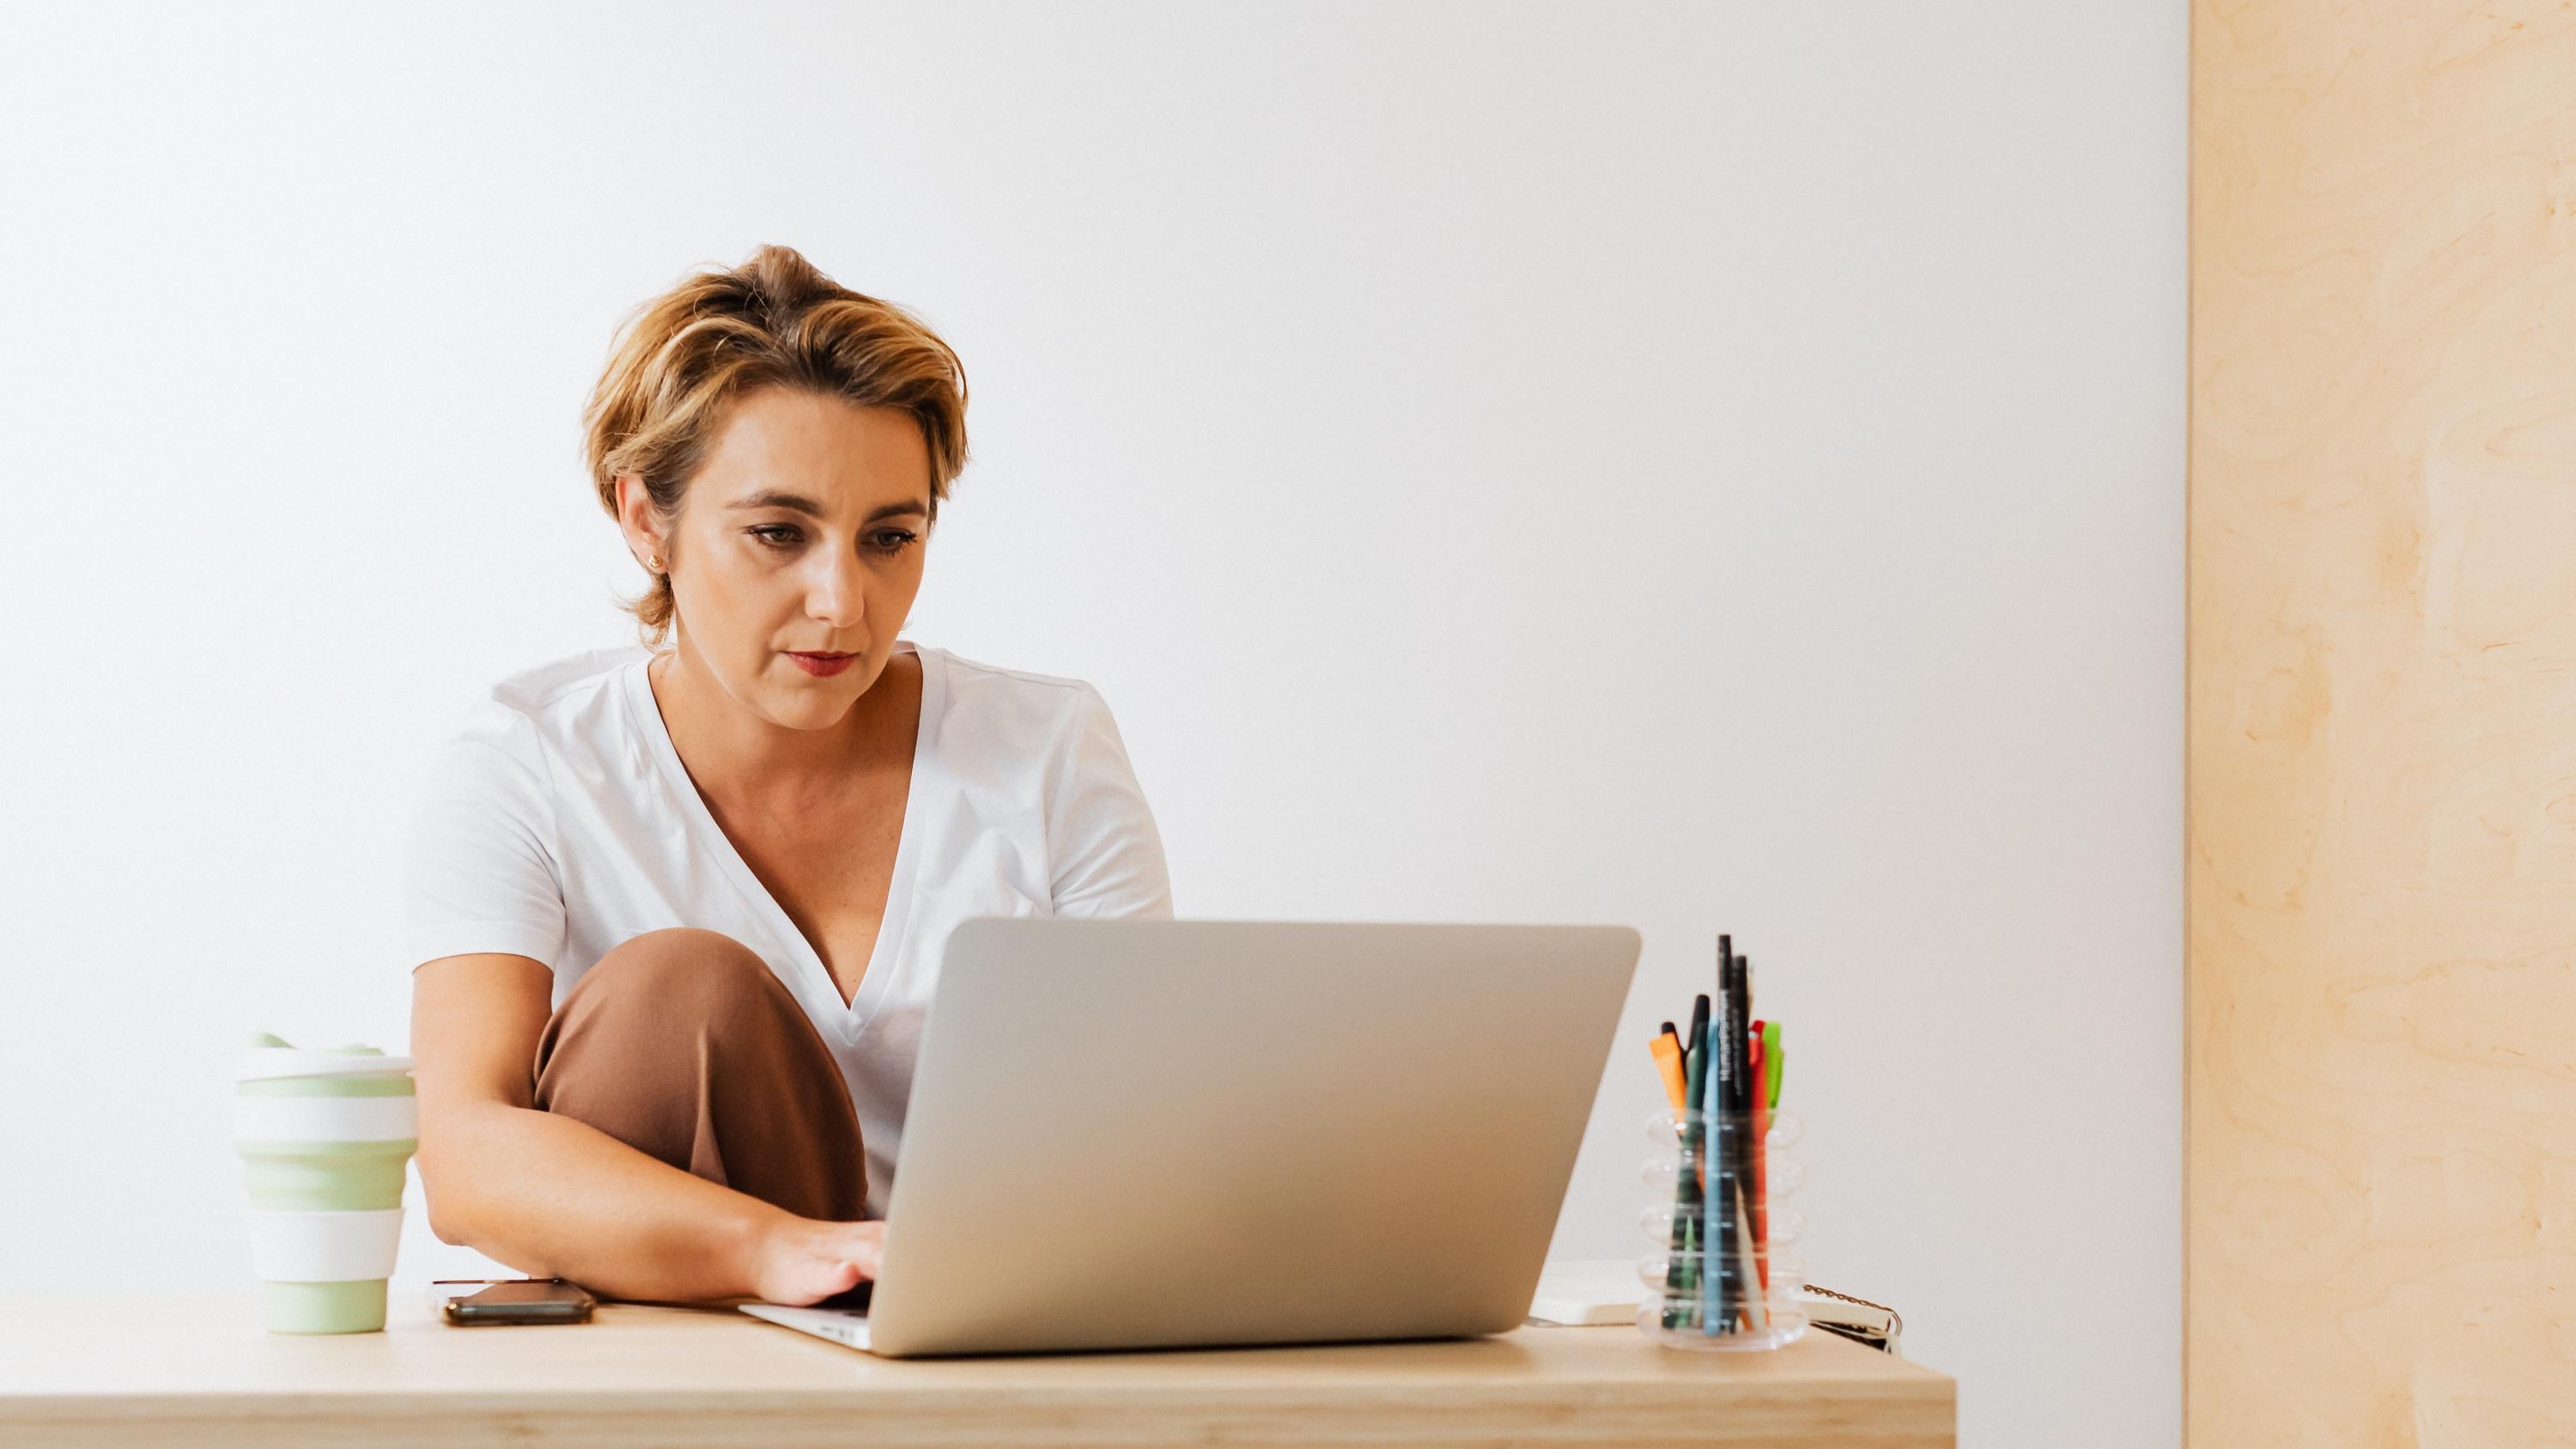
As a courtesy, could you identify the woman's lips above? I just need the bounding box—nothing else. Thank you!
[786,651,858,678]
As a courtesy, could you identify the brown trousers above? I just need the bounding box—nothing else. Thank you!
[530,928,869,1224]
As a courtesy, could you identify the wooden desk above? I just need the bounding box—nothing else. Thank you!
[0,1292,1953,1447]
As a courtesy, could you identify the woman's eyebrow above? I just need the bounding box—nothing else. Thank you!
[728,490,928,521]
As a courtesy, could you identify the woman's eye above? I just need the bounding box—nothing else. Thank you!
[749,524,914,554]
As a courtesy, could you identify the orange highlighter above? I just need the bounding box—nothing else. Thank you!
[1651,1028,1688,1120]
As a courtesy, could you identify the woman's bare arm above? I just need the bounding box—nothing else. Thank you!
[410,953,877,1304]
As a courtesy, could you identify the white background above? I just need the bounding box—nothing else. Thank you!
[0,4,2182,1443]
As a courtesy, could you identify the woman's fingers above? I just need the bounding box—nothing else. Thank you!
[839,1221,886,1276]
[752,1215,890,1303]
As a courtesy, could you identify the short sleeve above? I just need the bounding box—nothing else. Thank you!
[1044,683,1176,918]
[401,705,568,971]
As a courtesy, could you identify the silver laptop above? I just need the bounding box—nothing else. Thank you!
[741,916,1639,1357]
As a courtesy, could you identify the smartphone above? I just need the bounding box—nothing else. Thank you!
[439,1277,597,1325]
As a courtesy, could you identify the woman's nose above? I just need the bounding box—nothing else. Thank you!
[805,550,866,625]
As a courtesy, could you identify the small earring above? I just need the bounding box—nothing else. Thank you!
[647,552,664,575]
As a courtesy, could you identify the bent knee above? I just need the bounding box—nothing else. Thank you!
[583,928,777,1008]
[605,926,762,967]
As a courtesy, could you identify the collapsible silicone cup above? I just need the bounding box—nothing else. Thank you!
[234,1032,417,1333]
[1637,1105,1808,1351]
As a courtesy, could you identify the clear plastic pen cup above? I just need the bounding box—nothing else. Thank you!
[1637,1104,1807,1351]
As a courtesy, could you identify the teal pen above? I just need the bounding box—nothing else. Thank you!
[1699,1015,1722,1332]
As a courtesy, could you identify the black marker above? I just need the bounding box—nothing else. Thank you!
[1685,994,1710,1079]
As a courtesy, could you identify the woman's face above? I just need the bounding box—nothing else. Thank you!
[618,387,933,732]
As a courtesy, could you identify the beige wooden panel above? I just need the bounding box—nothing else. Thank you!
[2190,1,2576,1443]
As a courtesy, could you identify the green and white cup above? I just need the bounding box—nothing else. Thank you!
[234,1032,417,1333]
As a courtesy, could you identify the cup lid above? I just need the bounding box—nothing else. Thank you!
[237,1031,416,1082]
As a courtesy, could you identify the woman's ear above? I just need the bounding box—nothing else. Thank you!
[613,474,665,568]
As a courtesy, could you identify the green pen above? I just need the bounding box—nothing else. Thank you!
[1763,1022,1784,1109]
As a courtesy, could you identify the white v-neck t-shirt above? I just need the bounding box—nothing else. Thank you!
[402,639,1175,1218]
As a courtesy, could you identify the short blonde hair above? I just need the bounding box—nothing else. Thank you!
[581,244,970,645]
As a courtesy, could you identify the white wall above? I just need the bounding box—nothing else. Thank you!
[0,4,2182,1443]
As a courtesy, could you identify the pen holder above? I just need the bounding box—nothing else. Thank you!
[1637,1105,1807,1351]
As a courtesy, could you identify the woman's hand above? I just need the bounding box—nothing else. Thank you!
[750,1215,887,1306]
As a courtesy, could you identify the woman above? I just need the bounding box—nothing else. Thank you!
[405,245,1174,1309]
